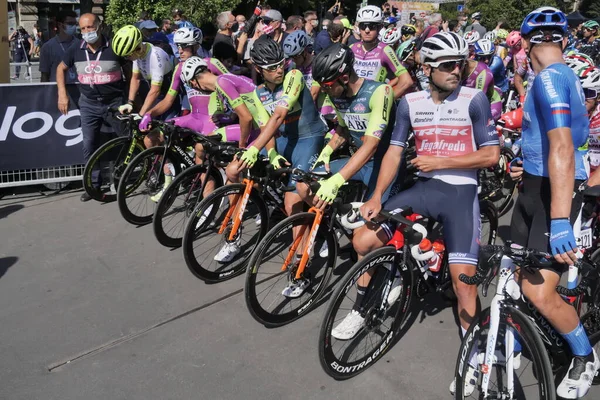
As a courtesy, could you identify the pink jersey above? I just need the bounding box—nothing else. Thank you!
[350,41,407,82]
[588,104,600,170]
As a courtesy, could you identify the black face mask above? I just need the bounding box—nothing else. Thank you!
[231,22,239,32]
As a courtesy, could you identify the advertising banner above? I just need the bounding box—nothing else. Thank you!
[0,83,84,170]
[389,2,440,25]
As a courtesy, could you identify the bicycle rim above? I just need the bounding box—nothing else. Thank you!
[319,246,413,380]
[153,165,223,248]
[455,306,555,399]
[244,212,336,327]
[117,147,167,225]
[182,184,268,283]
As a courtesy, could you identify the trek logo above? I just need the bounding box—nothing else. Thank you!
[414,126,471,137]
[0,107,82,146]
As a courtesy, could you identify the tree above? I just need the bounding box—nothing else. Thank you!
[580,0,600,19]
[105,0,243,30]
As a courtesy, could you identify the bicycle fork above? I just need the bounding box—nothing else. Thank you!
[481,256,521,398]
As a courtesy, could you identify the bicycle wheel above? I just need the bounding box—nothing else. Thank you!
[479,147,517,217]
[245,211,336,327]
[454,306,555,399]
[480,200,498,246]
[182,183,269,283]
[117,146,180,225]
[83,137,144,202]
[319,246,414,380]
[588,327,600,385]
[153,164,224,248]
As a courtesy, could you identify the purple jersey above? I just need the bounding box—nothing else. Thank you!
[350,42,407,82]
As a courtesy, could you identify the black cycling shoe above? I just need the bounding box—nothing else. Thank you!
[80,192,93,202]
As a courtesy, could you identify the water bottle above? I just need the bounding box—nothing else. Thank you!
[417,239,434,279]
[429,239,445,272]
[511,137,522,157]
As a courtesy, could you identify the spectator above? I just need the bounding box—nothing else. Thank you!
[236,14,247,26]
[140,20,173,56]
[262,9,286,44]
[328,17,352,45]
[324,0,342,20]
[161,19,172,34]
[414,19,425,36]
[172,8,194,28]
[9,26,33,79]
[56,13,127,202]
[286,15,304,34]
[40,9,78,83]
[421,13,442,39]
[448,20,461,34]
[303,10,318,38]
[213,11,236,52]
[32,23,42,58]
[135,11,151,28]
[576,20,600,65]
[314,19,332,55]
[348,22,361,46]
[465,12,486,37]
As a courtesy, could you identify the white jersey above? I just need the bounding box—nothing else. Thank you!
[132,43,173,86]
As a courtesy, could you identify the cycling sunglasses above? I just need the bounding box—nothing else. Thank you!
[176,43,194,50]
[260,60,285,71]
[358,22,380,31]
[428,59,466,73]
[584,88,598,100]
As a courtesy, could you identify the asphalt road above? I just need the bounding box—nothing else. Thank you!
[0,187,598,400]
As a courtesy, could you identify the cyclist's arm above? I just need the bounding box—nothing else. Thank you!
[371,97,410,201]
[234,102,255,148]
[382,46,412,99]
[139,83,161,116]
[336,84,393,181]
[310,82,320,103]
[438,91,500,169]
[139,51,169,115]
[513,57,527,98]
[534,73,575,219]
[325,102,349,152]
[250,70,304,150]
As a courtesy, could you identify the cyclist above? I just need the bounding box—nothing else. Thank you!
[473,38,509,94]
[381,25,402,52]
[396,39,420,93]
[400,24,416,43]
[333,33,500,386]
[505,30,522,68]
[351,5,412,99]
[512,8,599,397]
[224,36,328,278]
[572,64,600,179]
[576,20,600,65]
[112,25,174,118]
[463,30,480,59]
[309,43,395,210]
[283,30,320,100]
[462,41,502,120]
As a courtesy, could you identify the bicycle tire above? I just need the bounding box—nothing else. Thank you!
[153,164,224,248]
[454,306,555,399]
[83,137,144,202]
[587,328,600,385]
[479,147,517,217]
[182,183,269,283]
[480,199,499,246]
[117,146,181,225]
[318,246,415,380]
[245,211,336,327]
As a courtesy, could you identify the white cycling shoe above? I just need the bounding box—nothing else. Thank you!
[449,364,478,396]
[281,278,310,298]
[557,349,600,399]
[213,238,241,263]
[331,310,365,340]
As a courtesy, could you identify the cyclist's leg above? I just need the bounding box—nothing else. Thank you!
[285,135,324,214]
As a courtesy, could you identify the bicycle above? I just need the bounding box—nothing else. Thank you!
[478,146,518,217]
[82,112,146,202]
[180,159,300,283]
[317,202,498,380]
[244,168,367,328]
[453,244,600,399]
[152,134,238,248]
[116,121,198,225]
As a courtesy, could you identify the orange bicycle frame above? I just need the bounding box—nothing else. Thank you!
[218,178,254,241]
[280,207,324,280]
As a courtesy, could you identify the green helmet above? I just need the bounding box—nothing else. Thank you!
[496,29,509,40]
[112,25,143,57]
[583,20,600,30]
[397,39,416,62]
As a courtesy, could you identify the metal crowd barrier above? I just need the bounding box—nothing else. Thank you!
[0,165,84,189]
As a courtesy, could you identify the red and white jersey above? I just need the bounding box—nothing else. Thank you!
[391,86,499,185]
[588,104,600,171]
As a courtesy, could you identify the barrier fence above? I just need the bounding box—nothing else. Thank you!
[0,82,84,188]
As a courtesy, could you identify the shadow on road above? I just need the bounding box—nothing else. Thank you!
[0,204,24,219]
[0,257,18,279]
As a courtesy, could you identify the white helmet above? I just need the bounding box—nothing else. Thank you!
[463,30,480,45]
[420,32,468,63]
[474,39,495,56]
[181,56,208,83]
[581,68,600,90]
[483,31,497,42]
[381,26,402,45]
[357,5,383,23]
[174,27,203,45]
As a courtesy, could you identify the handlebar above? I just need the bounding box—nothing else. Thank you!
[459,245,597,297]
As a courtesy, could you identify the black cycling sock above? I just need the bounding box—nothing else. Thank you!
[352,285,368,312]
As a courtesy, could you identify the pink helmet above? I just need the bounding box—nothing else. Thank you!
[506,31,521,48]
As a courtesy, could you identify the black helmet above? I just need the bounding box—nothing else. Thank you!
[312,43,355,83]
[250,36,284,67]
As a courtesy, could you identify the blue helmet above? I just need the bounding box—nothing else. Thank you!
[520,7,567,37]
[384,16,398,26]
[283,30,309,58]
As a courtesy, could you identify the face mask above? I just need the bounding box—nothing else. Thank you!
[64,25,77,35]
[174,20,181,26]
[82,30,99,44]
[311,20,318,27]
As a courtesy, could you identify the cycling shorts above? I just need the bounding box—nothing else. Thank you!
[381,178,480,266]
[313,157,397,202]
[510,172,583,275]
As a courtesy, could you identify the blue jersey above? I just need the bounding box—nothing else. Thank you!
[522,63,589,180]
[489,55,508,93]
